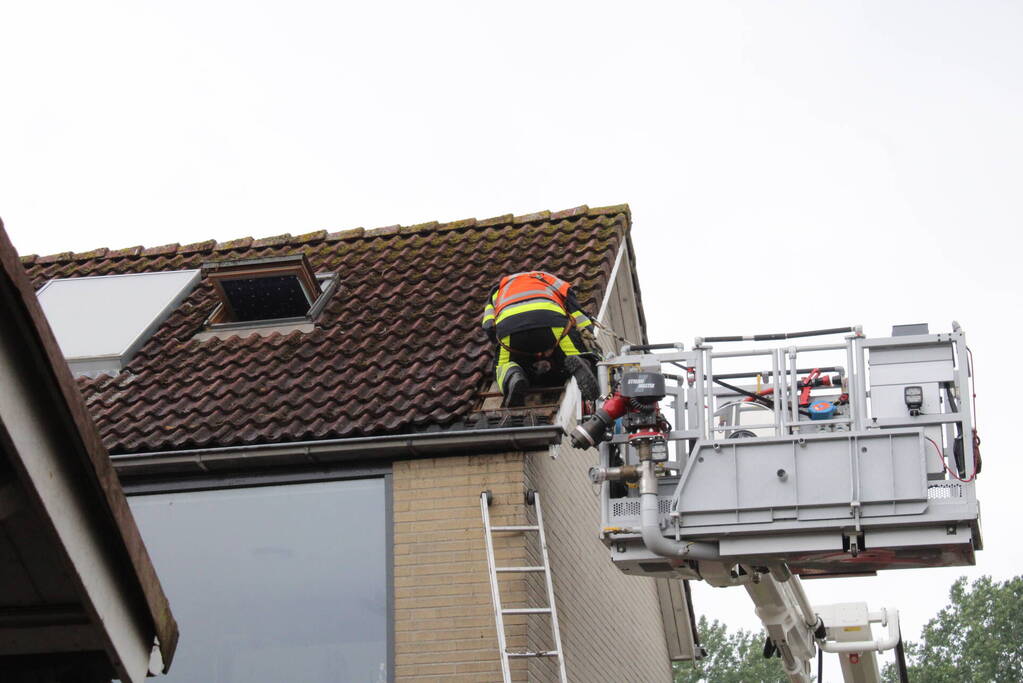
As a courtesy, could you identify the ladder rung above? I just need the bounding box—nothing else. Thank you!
[502,607,551,615]
[507,650,560,658]
[491,525,540,532]
[496,566,546,573]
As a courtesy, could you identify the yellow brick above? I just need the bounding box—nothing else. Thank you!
[393,446,672,682]
[454,660,503,674]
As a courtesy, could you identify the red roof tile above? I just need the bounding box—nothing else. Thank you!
[23,205,636,454]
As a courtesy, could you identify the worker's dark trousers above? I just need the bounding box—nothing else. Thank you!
[495,326,589,395]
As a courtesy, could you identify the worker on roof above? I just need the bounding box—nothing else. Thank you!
[482,271,600,407]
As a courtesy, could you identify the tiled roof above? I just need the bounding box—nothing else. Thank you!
[22,205,637,454]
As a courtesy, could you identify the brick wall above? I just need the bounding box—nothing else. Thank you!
[524,439,673,683]
[392,447,672,682]
[392,453,531,682]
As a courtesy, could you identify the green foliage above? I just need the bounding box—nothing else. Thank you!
[674,616,789,683]
[882,575,1023,683]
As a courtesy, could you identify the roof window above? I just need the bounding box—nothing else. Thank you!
[36,269,201,377]
[202,254,336,330]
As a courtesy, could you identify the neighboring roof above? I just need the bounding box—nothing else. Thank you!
[0,221,177,677]
[21,205,643,455]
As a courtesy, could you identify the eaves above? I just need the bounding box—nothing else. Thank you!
[111,425,565,479]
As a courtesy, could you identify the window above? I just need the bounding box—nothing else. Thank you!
[129,478,389,682]
[36,269,201,377]
[203,255,335,327]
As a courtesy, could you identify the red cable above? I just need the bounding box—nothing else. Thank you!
[925,436,976,484]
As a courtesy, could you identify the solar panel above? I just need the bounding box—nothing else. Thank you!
[36,269,200,376]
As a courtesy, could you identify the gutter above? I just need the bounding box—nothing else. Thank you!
[111,425,566,478]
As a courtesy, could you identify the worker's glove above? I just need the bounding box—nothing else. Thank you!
[579,325,598,351]
[485,327,497,343]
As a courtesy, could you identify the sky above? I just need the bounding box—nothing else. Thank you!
[2,0,1021,678]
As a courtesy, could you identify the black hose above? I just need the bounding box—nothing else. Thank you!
[703,327,854,343]
[945,382,967,478]
[623,342,681,352]
[895,629,910,682]
[712,378,812,417]
[713,367,843,381]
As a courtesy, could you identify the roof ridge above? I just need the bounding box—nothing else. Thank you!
[20,203,631,265]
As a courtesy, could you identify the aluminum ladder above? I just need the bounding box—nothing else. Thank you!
[480,489,567,683]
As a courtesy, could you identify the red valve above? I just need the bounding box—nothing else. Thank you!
[602,392,630,420]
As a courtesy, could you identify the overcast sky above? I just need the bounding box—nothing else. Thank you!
[2,0,1021,678]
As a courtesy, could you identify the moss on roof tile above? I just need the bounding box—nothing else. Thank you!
[142,243,182,256]
[400,221,439,235]
[72,248,109,260]
[476,213,514,227]
[436,218,477,232]
[326,227,365,241]
[213,237,254,251]
[366,225,400,237]
[250,234,292,248]
[551,205,589,219]
[293,230,327,244]
[180,240,218,254]
[514,210,551,224]
[37,251,75,264]
[106,246,144,258]
[588,203,630,217]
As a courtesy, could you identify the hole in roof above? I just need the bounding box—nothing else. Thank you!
[219,275,312,321]
[202,254,336,331]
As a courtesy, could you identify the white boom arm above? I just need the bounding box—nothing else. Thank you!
[699,560,902,682]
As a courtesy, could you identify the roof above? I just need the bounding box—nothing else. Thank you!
[0,220,177,677]
[21,204,642,455]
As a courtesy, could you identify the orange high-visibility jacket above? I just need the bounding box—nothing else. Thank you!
[481,271,592,339]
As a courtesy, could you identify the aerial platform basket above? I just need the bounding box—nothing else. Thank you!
[592,323,981,579]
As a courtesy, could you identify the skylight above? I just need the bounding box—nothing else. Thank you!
[203,255,323,325]
[36,269,201,377]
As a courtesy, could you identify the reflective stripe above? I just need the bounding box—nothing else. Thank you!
[571,311,592,328]
[502,287,559,302]
[496,299,566,323]
[493,272,571,317]
[495,340,519,392]
[551,327,583,356]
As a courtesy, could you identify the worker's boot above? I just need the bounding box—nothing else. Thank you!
[504,368,529,407]
[564,355,599,401]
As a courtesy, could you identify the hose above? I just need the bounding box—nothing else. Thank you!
[702,326,855,343]
[713,377,812,417]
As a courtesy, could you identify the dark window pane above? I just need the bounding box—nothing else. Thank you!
[221,275,311,321]
[130,479,387,682]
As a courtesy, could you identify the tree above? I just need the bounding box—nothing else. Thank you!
[674,616,789,683]
[882,575,1023,683]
